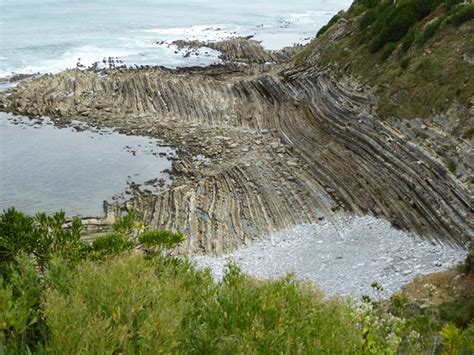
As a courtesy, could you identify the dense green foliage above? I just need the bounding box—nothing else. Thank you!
[139,229,186,256]
[296,0,473,124]
[354,0,473,58]
[89,233,134,259]
[0,208,87,277]
[1,208,473,353]
[416,18,442,46]
[446,2,474,26]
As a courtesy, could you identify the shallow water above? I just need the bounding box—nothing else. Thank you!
[0,112,174,216]
[0,0,351,76]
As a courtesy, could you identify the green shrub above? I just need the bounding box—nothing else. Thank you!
[33,212,86,267]
[446,0,464,11]
[357,0,382,9]
[464,323,474,353]
[400,57,411,69]
[417,18,442,46]
[0,208,36,276]
[360,8,378,30]
[90,233,133,259]
[363,0,447,53]
[369,4,419,53]
[43,255,210,354]
[447,160,456,173]
[0,255,44,352]
[1,208,474,353]
[138,229,185,255]
[440,323,464,354]
[112,211,138,237]
[381,42,398,60]
[401,28,417,52]
[446,3,474,26]
[439,298,474,329]
[0,208,87,277]
[184,263,368,353]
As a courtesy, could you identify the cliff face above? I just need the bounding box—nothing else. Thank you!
[1,23,472,253]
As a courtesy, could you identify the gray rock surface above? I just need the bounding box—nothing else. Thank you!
[1,37,472,254]
[193,214,467,299]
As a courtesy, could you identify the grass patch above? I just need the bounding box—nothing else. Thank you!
[446,3,474,26]
[400,57,411,69]
[417,18,442,46]
[447,160,456,173]
[295,0,474,121]
[381,42,397,60]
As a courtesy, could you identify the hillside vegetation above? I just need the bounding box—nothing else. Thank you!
[1,208,473,353]
[297,0,474,126]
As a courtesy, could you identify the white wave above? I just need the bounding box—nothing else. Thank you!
[0,45,137,76]
[143,24,247,42]
[0,40,223,77]
[0,69,15,78]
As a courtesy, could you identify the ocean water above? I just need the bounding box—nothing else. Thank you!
[0,0,352,216]
[0,113,174,216]
[0,0,351,77]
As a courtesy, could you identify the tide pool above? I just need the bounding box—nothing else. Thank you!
[0,112,174,216]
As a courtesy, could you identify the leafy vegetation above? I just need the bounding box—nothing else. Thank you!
[0,208,473,353]
[296,0,473,121]
[366,2,423,53]
[89,233,134,259]
[446,2,474,26]
[355,0,473,55]
[416,18,442,46]
[139,229,185,256]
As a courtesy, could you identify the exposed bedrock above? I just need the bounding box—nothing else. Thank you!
[172,37,299,65]
[1,49,472,254]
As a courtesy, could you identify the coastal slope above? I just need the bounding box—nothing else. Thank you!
[1,1,472,254]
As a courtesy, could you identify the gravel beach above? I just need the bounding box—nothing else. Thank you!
[193,214,467,299]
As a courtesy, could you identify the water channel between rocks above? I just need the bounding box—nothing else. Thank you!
[0,112,174,217]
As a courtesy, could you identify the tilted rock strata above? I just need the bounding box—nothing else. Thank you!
[1,41,472,254]
[172,37,297,65]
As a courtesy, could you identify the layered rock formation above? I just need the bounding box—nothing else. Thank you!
[1,37,472,254]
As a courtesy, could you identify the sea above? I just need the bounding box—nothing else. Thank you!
[0,0,351,77]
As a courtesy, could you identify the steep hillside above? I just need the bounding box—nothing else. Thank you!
[298,0,473,119]
[296,0,473,180]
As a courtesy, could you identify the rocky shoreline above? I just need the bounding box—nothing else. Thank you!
[194,214,467,299]
[1,36,472,255]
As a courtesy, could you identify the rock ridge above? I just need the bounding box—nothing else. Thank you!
[1,37,472,254]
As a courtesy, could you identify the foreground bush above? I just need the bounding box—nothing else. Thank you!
[1,208,473,353]
[5,255,425,353]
